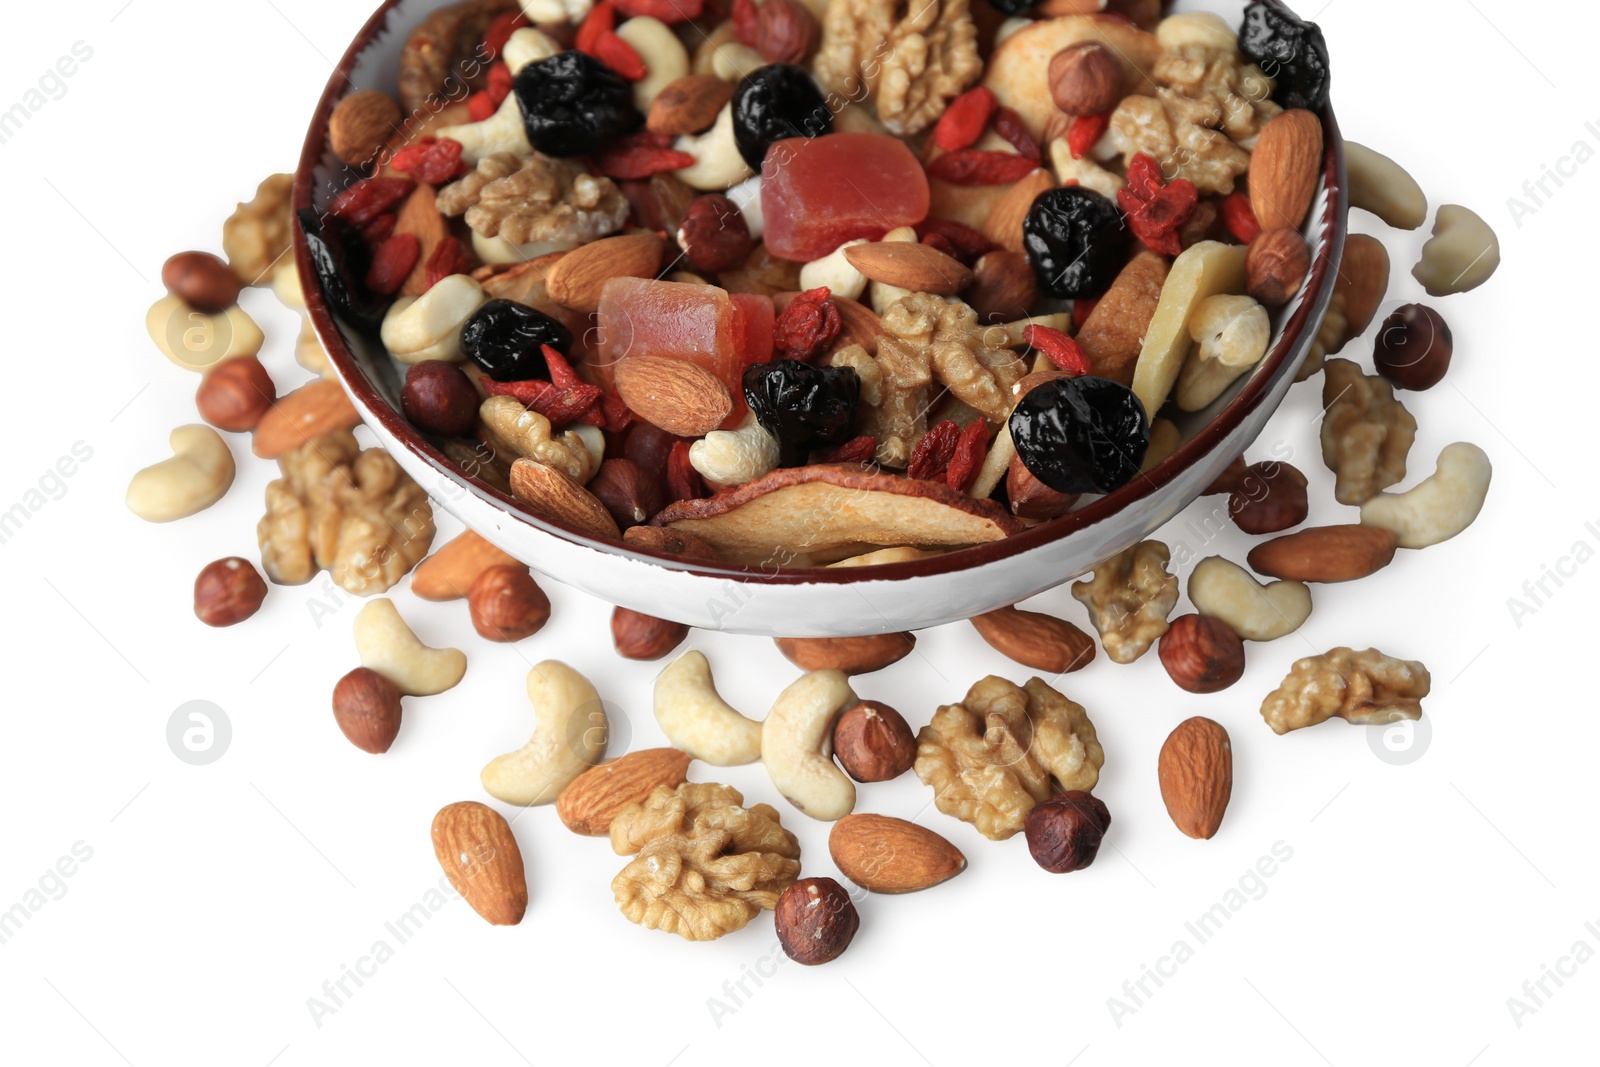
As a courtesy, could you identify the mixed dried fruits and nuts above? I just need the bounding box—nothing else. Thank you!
[125,0,1503,960]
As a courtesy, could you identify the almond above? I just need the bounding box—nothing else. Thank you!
[611,607,690,660]
[329,90,402,166]
[613,355,733,437]
[1336,233,1390,340]
[647,74,735,136]
[830,296,883,355]
[252,379,361,458]
[969,605,1095,673]
[509,458,623,541]
[980,168,1055,252]
[1247,524,1398,583]
[774,633,916,675]
[556,748,693,836]
[843,242,973,294]
[546,232,665,313]
[430,801,528,925]
[1249,109,1324,232]
[411,530,523,601]
[393,184,451,297]
[829,814,966,893]
[1157,717,1232,840]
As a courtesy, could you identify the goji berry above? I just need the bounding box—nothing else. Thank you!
[542,344,584,391]
[1022,324,1090,376]
[593,30,647,81]
[906,420,961,482]
[391,138,464,185]
[914,218,996,264]
[945,419,989,492]
[615,0,705,22]
[364,233,421,296]
[466,91,497,121]
[329,177,415,227]
[926,149,1040,187]
[666,440,707,502]
[424,236,473,288]
[817,434,877,465]
[1067,111,1110,160]
[934,87,996,152]
[593,131,697,179]
[731,0,759,45]
[921,232,958,258]
[576,1,616,54]
[483,348,606,428]
[1117,152,1198,256]
[1124,152,1165,200]
[1221,191,1262,244]
[773,286,841,362]
[991,106,1040,162]
[359,211,396,246]
[1073,296,1100,332]
[487,62,514,107]
[481,11,527,61]
[586,389,634,433]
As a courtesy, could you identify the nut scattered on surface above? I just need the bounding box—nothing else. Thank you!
[1187,557,1311,642]
[332,667,403,754]
[431,801,528,927]
[193,557,268,627]
[252,379,363,459]
[353,598,467,696]
[970,605,1095,673]
[915,675,1103,840]
[1320,357,1417,506]
[1158,614,1246,694]
[412,531,523,601]
[222,173,293,286]
[775,877,859,965]
[774,634,916,676]
[1247,524,1398,584]
[1261,648,1430,735]
[1345,141,1428,230]
[1360,442,1491,550]
[1157,717,1232,839]
[557,748,693,836]
[467,564,551,642]
[611,607,690,661]
[1229,461,1309,535]
[829,813,966,893]
[1070,541,1179,664]
[163,251,242,314]
[482,660,607,806]
[762,670,859,821]
[833,701,917,783]
[1413,204,1500,297]
[610,781,800,940]
[196,356,276,433]
[1373,304,1452,391]
[1023,791,1110,874]
[654,650,764,766]
[127,425,236,523]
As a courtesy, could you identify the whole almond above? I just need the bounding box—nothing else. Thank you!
[843,242,973,294]
[431,801,528,925]
[556,748,693,836]
[614,355,733,437]
[412,531,523,601]
[1249,109,1324,232]
[970,606,1095,673]
[1157,717,1232,840]
[1247,524,1398,583]
[252,379,361,458]
[547,233,665,313]
[966,250,1038,324]
[330,90,402,166]
[1337,233,1391,341]
[774,633,915,675]
[647,74,735,136]
[830,296,883,354]
[509,459,623,541]
[611,607,690,660]
[830,814,966,893]
[981,168,1055,252]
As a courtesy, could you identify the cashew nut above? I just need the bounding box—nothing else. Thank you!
[472,229,577,266]
[1360,442,1491,549]
[710,40,764,82]
[761,670,858,821]
[994,16,1030,46]
[726,174,764,238]
[616,17,688,112]
[1413,204,1501,297]
[519,0,591,26]
[799,240,869,300]
[654,650,764,765]
[380,274,486,364]
[481,661,608,805]
[145,295,263,371]
[1176,294,1270,411]
[1048,139,1125,200]
[480,395,600,482]
[126,425,236,522]
[688,410,780,488]
[1156,11,1239,51]
[1345,142,1427,231]
[502,27,560,74]
[438,93,532,166]
[353,598,467,696]
[673,104,754,191]
[1188,556,1312,642]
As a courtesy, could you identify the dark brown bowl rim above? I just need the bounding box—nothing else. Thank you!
[293,0,1347,588]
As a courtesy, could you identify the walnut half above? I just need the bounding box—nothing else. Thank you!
[436,151,629,246]
[1260,648,1431,735]
[1071,541,1179,664]
[813,0,981,136]
[1320,358,1417,506]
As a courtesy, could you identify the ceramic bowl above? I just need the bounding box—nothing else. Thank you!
[294,0,1346,636]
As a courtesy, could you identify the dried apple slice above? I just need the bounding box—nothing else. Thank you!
[1130,241,1248,419]
[983,15,1163,140]
[651,466,1025,564]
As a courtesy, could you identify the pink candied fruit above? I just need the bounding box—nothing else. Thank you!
[760,132,930,262]
[596,277,750,422]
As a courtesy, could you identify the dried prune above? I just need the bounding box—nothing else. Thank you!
[1009,376,1149,495]
[743,359,859,466]
[732,63,832,170]
[298,209,388,332]
[460,299,573,381]
[514,51,642,157]
[1238,1,1331,113]
[1022,187,1128,300]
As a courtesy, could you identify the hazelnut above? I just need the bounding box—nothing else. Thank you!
[328,89,403,167]
[1048,42,1123,117]
[588,458,665,530]
[332,667,403,754]
[621,524,722,560]
[162,251,242,314]
[832,700,917,783]
[1023,791,1111,874]
[196,356,276,432]
[1374,304,1452,391]
[1158,615,1246,694]
[1006,452,1079,521]
[611,607,690,661]
[966,250,1038,324]
[1245,228,1311,307]
[774,877,859,965]
[676,194,754,274]
[467,564,551,642]
[193,557,268,626]
[755,0,820,65]
[1228,461,1309,535]
[401,360,480,438]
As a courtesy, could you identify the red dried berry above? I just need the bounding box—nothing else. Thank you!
[593,132,698,179]
[817,434,877,465]
[589,389,635,433]
[666,439,707,502]
[945,419,989,492]
[483,374,604,429]
[365,233,421,296]
[593,30,647,80]
[906,419,961,482]
[329,177,415,227]
[543,344,583,391]
[359,212,397,246]
[1117,153,1199,257]
[914,218,996,265]
[1067,111,1110,160]
[424,237,473,288]
[465,91,497,121]
[1221,191,1263,244]
[392,138,464,185]
[732,0,759,44]
[926,149,1040,187]
[487,62,514,107]
[1022,324,1090,376]
[934,87,996,152]
[921,232,958,258]
[615,0,705,22]
[991,106,1040,162]
[576,1,616,54]
[482,11,527,60]
[773,287,842,362]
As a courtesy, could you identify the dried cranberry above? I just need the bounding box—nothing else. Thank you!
[773,287,841,362]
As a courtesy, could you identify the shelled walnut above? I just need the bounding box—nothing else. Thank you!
[1152,45,1280,146]
[436,152,629,245]
[610,782,801,941]
[1109,92,1252,196]
[813,0,981,135]
[1320,358,1417,505]
[914,676,1103,841]
[257,431,435,595]
[222,174,293,286]
[1071,541,1179,664]
[1260,647,1430,734]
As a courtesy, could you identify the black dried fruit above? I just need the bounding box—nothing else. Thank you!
[743,359,859,467]
[733,63,832,170]
[460,299,573,382]
[1022,187,1128,300]
[298,209,388,331]
[986,0,1042,14]
[1009,376,1149,495]
[514,51,642,157]
[1238,1,1331,113]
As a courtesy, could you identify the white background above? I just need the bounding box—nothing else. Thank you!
[1,0,1596,1063]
